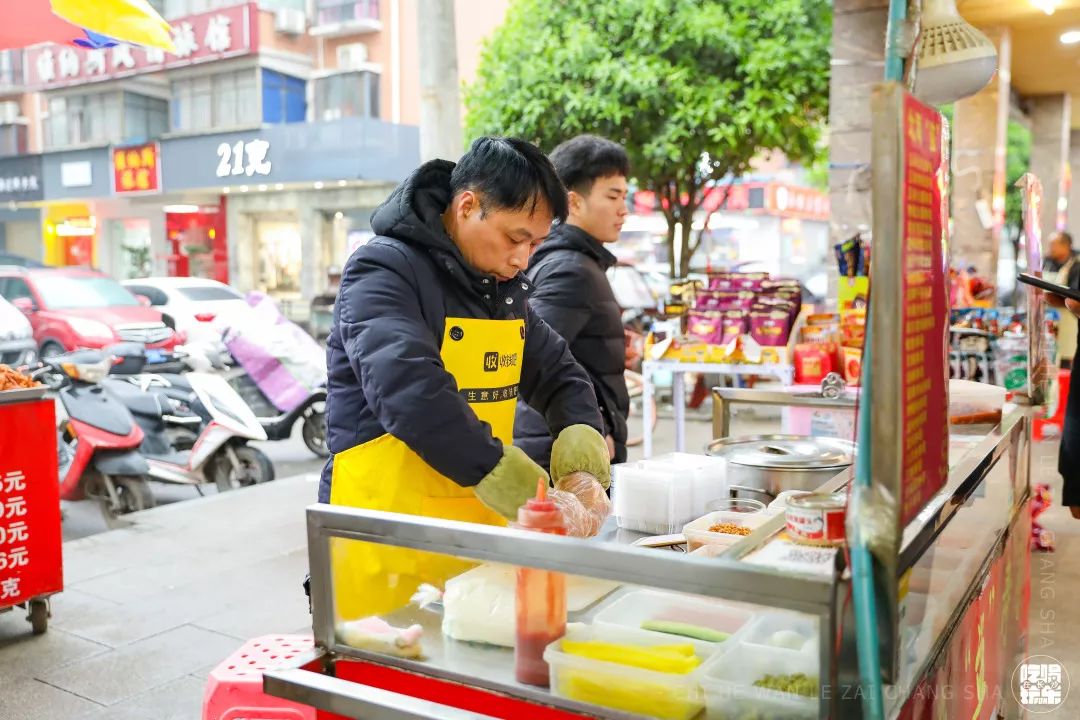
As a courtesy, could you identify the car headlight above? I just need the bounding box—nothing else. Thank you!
[67,317,115,341]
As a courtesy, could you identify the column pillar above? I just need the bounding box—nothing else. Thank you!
[1029,94,1072,252]
[828,0,889,247]
[1067,129,1080,240]
[951,28,1011,283]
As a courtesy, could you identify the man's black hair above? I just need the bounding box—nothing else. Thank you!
[549,134,630,195]
[450,137,568,223]
[1056,231,1075,248]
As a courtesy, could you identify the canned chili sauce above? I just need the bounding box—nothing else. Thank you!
[785,493,847,547]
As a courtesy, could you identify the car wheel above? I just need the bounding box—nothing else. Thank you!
[40,341,65,359]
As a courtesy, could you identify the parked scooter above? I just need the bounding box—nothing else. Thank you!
[31,350,154,526]
[102,354,275,491]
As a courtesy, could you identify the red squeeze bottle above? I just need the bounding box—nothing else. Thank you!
[514,478,567,686]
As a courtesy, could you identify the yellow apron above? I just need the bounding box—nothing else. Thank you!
[330,316,525,620]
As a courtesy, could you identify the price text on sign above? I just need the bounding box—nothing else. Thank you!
[900,95,950,526]
[0,400,62,607]
[112,143,161,194]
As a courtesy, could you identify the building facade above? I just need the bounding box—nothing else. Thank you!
[0,0,509,318]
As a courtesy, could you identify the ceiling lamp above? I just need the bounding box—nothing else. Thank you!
[912,0,998,105]
[1032,0,1062,15]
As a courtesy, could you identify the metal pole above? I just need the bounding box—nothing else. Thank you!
[417,0,464,162]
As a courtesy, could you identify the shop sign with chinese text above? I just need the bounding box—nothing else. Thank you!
[24,3,259,89]
[0,155,44,203]
[112,143,161,194]
[0,399,62,608]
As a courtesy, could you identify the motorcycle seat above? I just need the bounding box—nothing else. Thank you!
[102,379,166,420]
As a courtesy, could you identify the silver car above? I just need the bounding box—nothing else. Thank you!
[0,294,37,367]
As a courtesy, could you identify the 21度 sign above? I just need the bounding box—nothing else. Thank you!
[113,143,161,195]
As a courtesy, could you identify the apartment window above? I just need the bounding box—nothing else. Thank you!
[0,50,22,88]
[316,0,379,24]
[45,92,166,149]
[314,71,379,122]
[0,125,27,157]
[165,0,302,17]
[172,69,258,132]
[262,69,306,124]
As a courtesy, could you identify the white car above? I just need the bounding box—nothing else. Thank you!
[121,277,258,345]
[0,295,36,366]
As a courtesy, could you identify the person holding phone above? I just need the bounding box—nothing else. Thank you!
[1044,284,1080,520]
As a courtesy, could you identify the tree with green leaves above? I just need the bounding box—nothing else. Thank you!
[465,0,832,277]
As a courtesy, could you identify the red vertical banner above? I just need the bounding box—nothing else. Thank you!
[0,399,62,607]
[899,95,950,526]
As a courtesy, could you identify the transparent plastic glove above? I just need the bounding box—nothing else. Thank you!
[550,489,597,538]
[554,471,612,537]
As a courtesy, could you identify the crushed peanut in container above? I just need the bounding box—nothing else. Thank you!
[707,523,752,536]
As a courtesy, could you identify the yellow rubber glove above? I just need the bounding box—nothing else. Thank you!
[474,445,549,520]
[550,425,611,490]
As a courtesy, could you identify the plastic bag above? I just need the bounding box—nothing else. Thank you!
[553,472,612,538]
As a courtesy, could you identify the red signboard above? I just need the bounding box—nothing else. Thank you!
[631,182,830,221]
[0,399,62,608]
[24,3,259,89]
[112,142,161,195]
[899,94,950,526]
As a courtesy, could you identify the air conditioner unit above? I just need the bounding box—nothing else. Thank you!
[275,7,307,36]
[337,43,369,71]
[0,102,20,124]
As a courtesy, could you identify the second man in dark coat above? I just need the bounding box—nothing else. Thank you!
[515,135,632,467]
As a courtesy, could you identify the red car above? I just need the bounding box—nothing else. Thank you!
[0,267,184,357]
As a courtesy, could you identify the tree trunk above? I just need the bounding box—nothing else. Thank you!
[666,222,678,278]
[679,220,694,277]
[417,0,463,162]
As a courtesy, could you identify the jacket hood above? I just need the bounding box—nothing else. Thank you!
[532,223,617,270]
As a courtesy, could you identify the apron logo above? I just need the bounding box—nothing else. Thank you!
[483,352,519,372]
[449,326,464,341]
[462,384,519,403]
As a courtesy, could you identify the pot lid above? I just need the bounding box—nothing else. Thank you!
[707,435,855,469]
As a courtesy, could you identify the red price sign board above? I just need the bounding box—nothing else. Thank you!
[899,94,950,526]
[112,142,161,195]
[0,399,62,608]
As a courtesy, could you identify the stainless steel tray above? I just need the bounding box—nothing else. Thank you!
[0,386,48,405]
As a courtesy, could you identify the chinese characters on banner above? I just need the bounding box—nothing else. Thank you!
[899,94,950,527]
[113,143,161,194]
[0,400,62,608]
[23,3,258,89]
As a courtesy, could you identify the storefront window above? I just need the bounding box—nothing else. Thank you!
[314,71,380,121]
[172,70,258,132]
[262,69,307,124]
[256,220,302,297]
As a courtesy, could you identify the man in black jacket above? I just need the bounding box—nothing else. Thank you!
[515,135,631,468]
[322,137,614,617]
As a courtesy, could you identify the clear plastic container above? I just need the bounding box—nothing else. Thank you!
[593,589,754,653]
[737,612,819,659]
[544,623,711,720]
[705,497,766,514]
[613,453,728,534]
[683,509,770,552]
[700,640,819,720]
[948,379,1006,419]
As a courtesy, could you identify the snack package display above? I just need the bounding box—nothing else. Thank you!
[793,344,834,384]
[749,311,791,347]
[687,313,723,345]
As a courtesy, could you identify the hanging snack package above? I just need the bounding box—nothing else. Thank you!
[834,236,861,278]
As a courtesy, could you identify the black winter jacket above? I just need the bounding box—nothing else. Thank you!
[514,224,629,467]
[319,161,604,503]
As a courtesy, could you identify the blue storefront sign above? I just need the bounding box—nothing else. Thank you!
[160,118,419,191]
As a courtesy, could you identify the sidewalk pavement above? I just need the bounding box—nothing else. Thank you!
[0,474,317,720]
[3,413,1080,719]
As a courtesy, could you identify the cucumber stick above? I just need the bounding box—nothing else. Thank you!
[640,620,730,643]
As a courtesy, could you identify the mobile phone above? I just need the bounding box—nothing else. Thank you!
[1016,273,1080,304]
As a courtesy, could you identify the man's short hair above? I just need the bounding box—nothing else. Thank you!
[451,137,568,223]
[549,135,630,194]
[1055,231,1075,248]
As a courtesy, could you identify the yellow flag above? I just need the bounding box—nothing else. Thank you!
[50,0,175,53]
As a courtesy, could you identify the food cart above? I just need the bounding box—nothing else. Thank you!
[262,403,1029,720]
[0,385,62,634]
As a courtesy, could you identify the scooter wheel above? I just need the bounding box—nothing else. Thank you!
[302,411,330,458]
[213,446,275,492]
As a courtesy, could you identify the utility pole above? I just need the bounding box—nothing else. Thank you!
[417,0,463,162]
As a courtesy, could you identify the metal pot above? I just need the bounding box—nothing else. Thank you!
[706,435,855,503]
